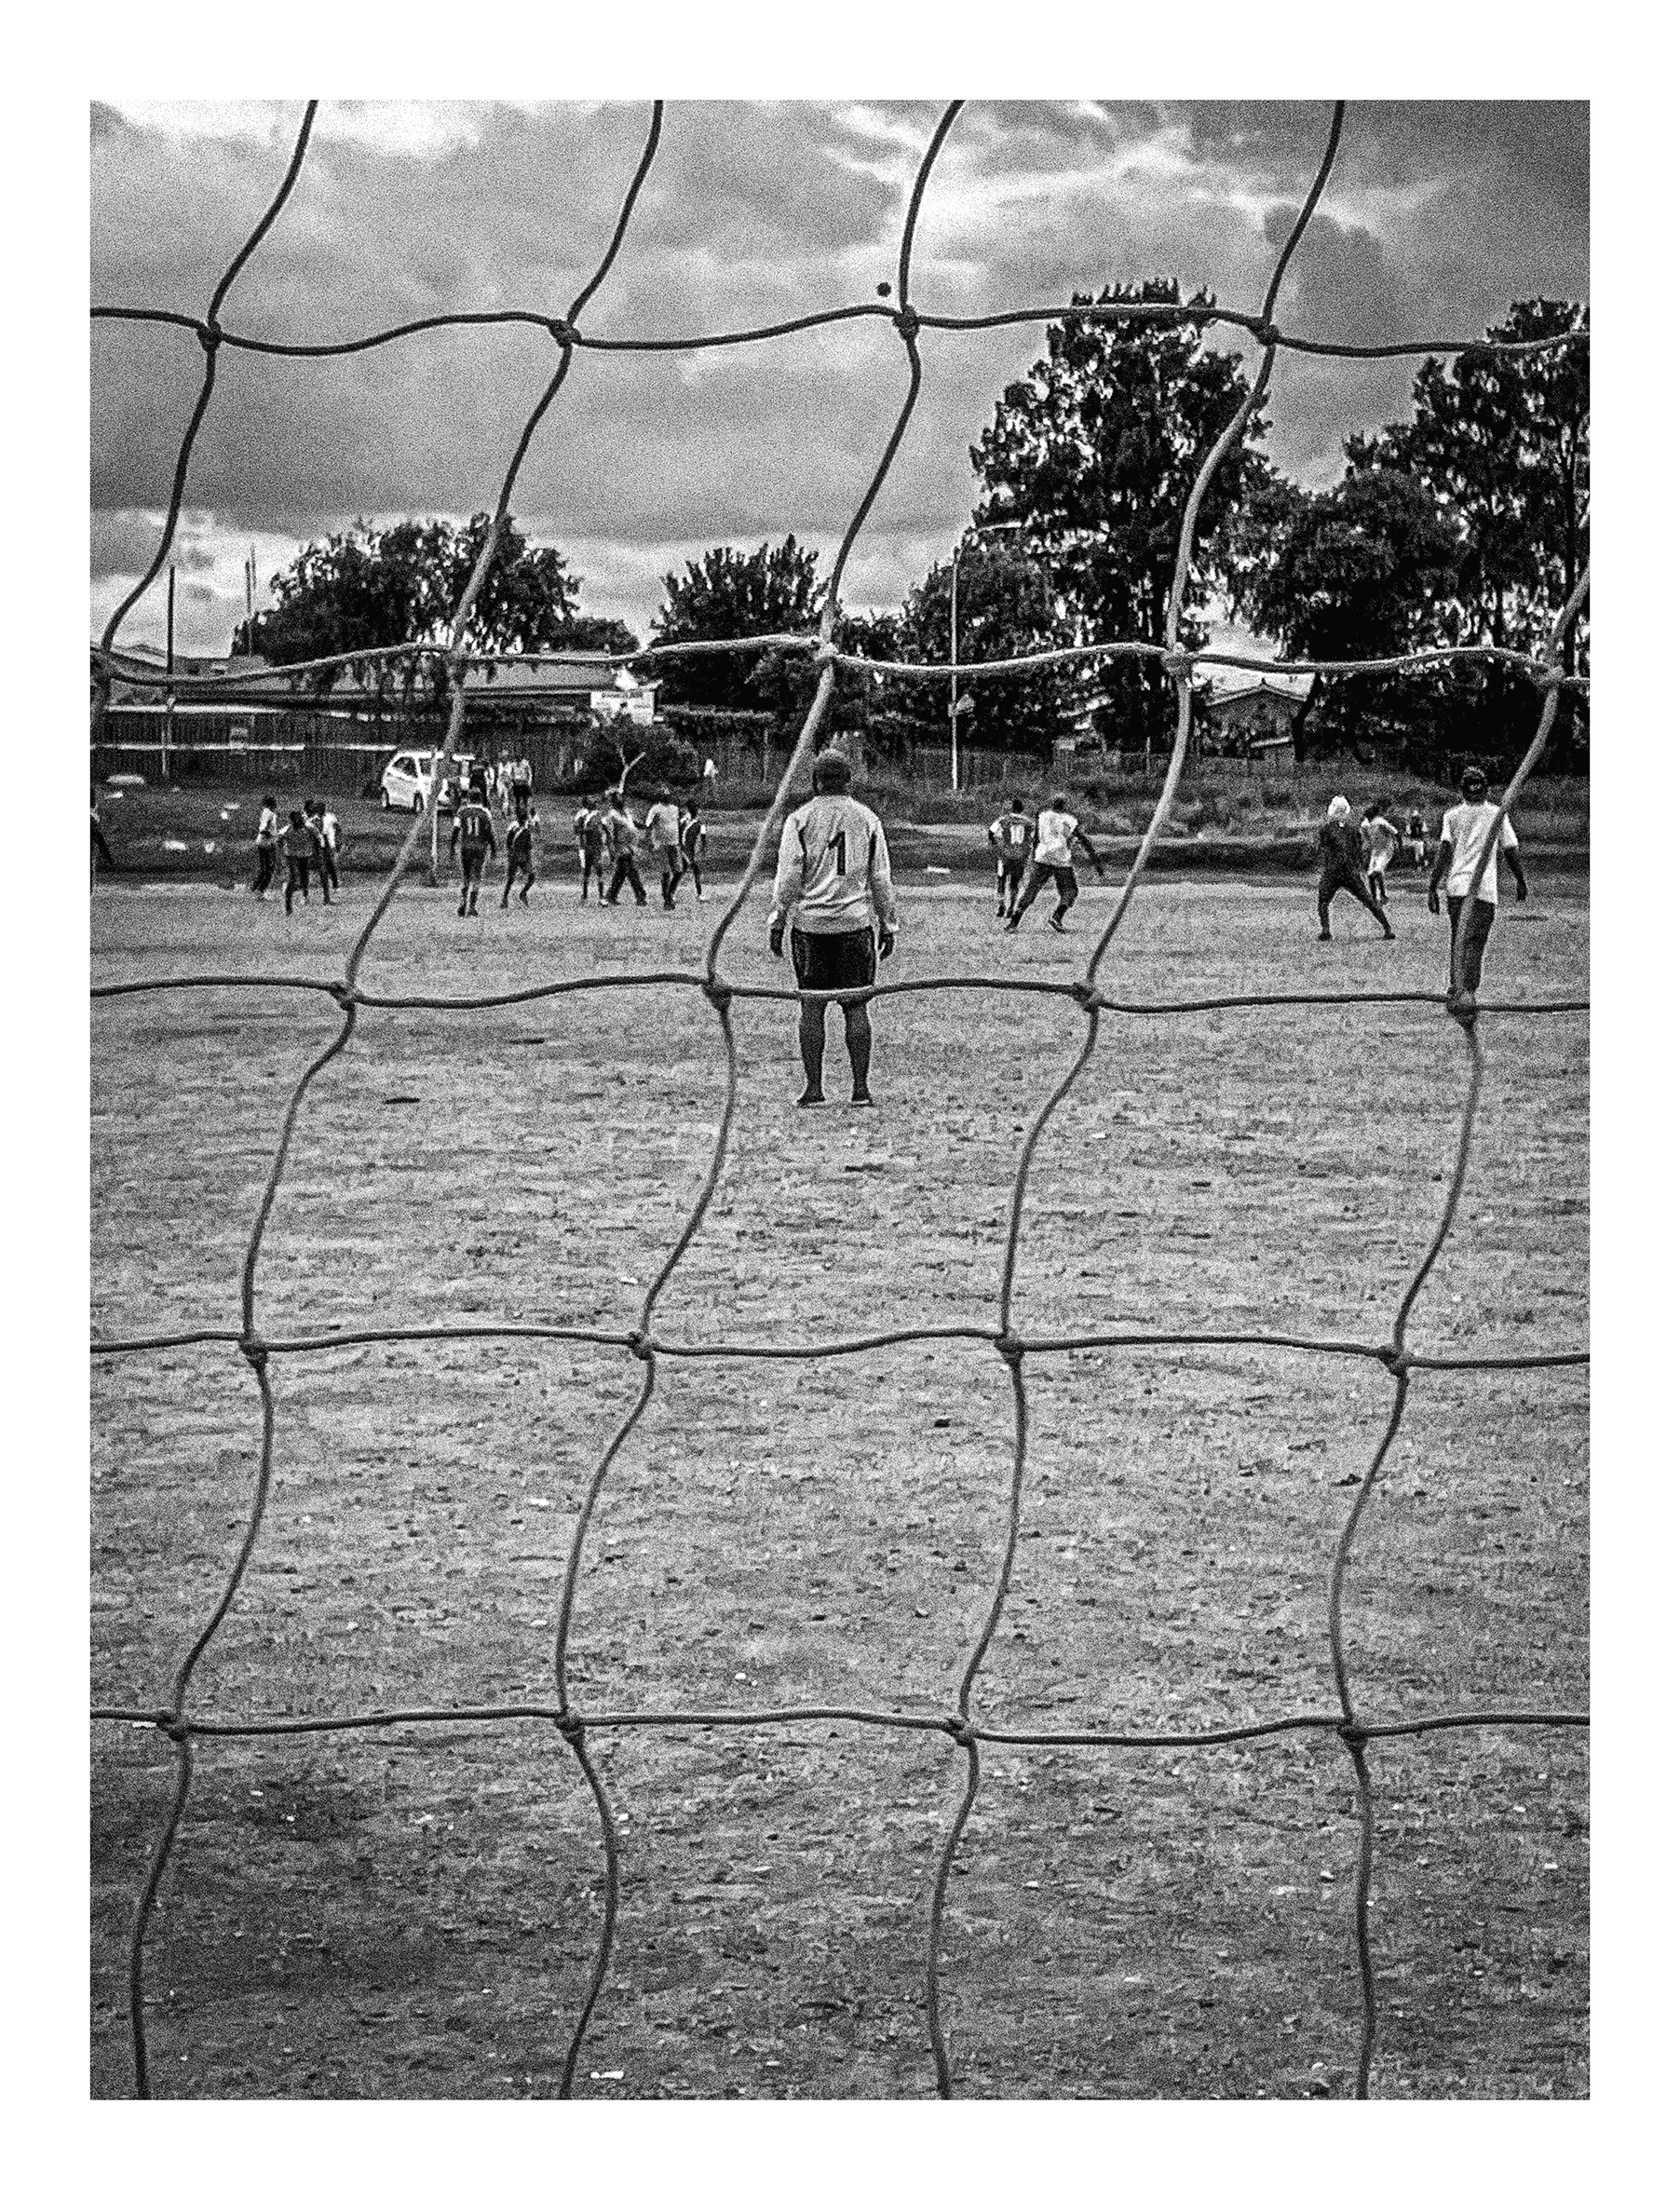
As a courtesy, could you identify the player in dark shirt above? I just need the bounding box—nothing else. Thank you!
[450,790,498,917]
[1317,795,1394,941]
[987,796,1034,918]
[281,810,316,914]
[677,803,706,899]
[502,795,538,908]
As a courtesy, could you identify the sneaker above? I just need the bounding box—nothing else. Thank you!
[1317,930,1332,943]
[1048,913,1066,933]
[795,1090,826,1108]
[849,1092,874,1108]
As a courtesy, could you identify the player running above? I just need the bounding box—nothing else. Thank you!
[677,801,707,899]
[1428,764,1528,1022]
[987,795,1034,918]
[1403,803,1429,871]
[450,782,498,917]
[603,791,648,906]
[1317,795,1394,942]
[1005,794,1105,933]
[502,794,538,907]
[1361,802,1400,905]
[644,786,684,908]
[769,747,898,1107]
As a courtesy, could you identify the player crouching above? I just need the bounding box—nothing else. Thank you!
[768,747,898,1107]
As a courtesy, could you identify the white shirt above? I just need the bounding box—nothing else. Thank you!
[772,792,897,936]
[1034,807,1080,867]
[1441,801,1518,904]
[255,805,278,846]
[644,801,680,849]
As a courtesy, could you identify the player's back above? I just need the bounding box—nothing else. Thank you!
[779,791,890,933]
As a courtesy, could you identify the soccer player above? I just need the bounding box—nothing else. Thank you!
[987,795,1034,918]
[1361,801,1400,905]
[449,781,498,917]
[1317,795,1394,942]
[502,794,538,907]
[305,800,333,904]
[90,793,115,886]
[252,794,279,897]
[1428,764,1528,1021]
[603,791,647,906]
[677,801,707,899]
[644,785,683,908]
[574,798,607,902]
[1004,793,1105,933]
[280,808,316,914]
[768,747,898,1107]
[1403,803,1429,871]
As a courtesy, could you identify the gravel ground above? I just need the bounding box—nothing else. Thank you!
[91,862,1588,2098]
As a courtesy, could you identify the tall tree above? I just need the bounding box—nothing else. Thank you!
[1224,467,1463,758]
[650,536,823,710]
[235,514,626,696]
[969,279,1271,750]
[1348,299,1589,749]
[897,537,1076,762]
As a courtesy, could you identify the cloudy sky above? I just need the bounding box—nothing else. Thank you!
[90,98,1588,657]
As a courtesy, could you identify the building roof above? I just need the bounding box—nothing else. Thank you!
[1203,679,1303,715]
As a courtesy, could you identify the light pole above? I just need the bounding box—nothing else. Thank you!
[948,519,1040,792]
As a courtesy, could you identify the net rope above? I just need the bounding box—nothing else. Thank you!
[89,99,1589,2099]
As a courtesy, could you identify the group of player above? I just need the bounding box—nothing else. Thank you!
[982,767,1528,1022]
[251,796,343,913]
[448,777,711,919]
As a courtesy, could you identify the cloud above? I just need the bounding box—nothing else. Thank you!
[92,97,1588,642]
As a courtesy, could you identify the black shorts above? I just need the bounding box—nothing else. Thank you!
[791,926,876,996]
[461,849,487,881]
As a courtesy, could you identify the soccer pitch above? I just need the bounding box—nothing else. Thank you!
[91,868,1588,2098]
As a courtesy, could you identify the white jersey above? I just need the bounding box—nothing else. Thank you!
[1034,807,1080,867]
[644,801,680,850]
[1441,801,1518,905]
[772,792,898,936]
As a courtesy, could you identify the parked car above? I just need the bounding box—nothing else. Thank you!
[380,751,475,813]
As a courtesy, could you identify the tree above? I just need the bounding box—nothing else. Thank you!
[1224,467,1463,759]
[1348,300,1589,754]
[235,514,628,698]
[649,536,823,710]
[896,538,1076,764]
[969,279,1271,750]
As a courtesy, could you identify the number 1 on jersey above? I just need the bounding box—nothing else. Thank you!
[827,828,847,876]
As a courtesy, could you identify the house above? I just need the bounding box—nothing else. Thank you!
[1199,678,1304,754]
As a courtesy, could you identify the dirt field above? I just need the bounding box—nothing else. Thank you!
[90,858,1589,2099]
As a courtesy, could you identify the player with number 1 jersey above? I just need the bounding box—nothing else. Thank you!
[769,748,898,1106]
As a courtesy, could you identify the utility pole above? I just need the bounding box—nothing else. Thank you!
[164,563,176,783]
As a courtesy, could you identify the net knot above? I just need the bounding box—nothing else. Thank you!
[893,305,921,341]
[153,1707,191,1744]
[555,1709,587,1744]
[993,1332,1025,1368]
[196,322,223,355]
[1525,660,1565,692]
[1376,1343,1411,1378]
[1068,979,1101,1016]
[1255,319,1282,350]
[328,980,357,1012]
[700,974,733,1012]
[943,1714,979,1748]
[238,1336,269,1372]
[813,640,841,667]
[1337,1716,1370,1752]
[547,317,578,348]
[1161,650,1194,684]
[627,1330,655,1363]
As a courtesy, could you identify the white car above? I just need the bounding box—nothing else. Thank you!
[380,750,470,813]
